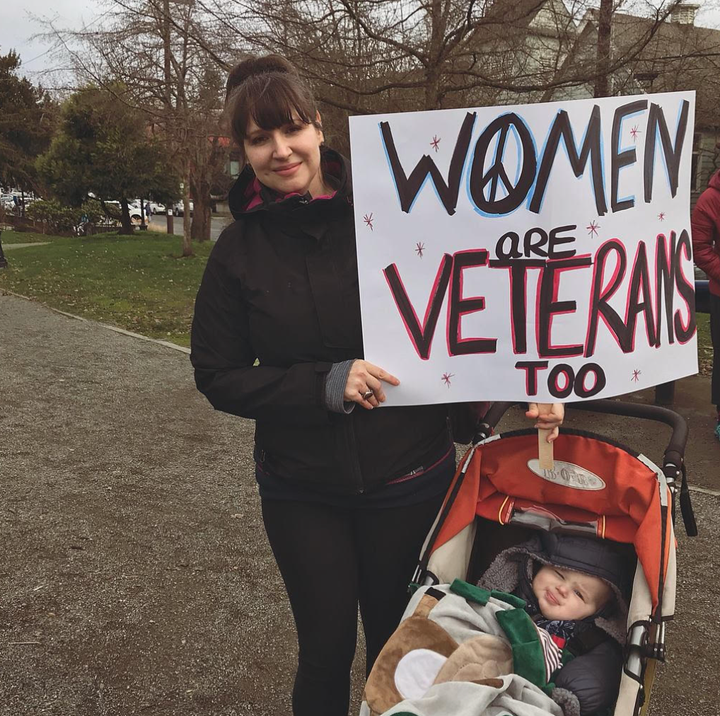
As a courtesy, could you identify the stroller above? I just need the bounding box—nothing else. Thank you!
[362,399,697,716]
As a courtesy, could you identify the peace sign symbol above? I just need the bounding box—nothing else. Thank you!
[469,113,537,215]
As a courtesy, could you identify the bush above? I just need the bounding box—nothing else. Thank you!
[26,198,115,235]
[27,200,82,234]
[81,199,104,226]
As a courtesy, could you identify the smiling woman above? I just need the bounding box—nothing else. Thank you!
[189,53,564,716]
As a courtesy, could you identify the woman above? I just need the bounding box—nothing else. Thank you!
[190,54,563,716]
[691,168,720,441]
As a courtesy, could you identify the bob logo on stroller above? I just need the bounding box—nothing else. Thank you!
[527,460,606,491]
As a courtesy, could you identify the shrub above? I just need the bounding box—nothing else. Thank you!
[27,200,82,234]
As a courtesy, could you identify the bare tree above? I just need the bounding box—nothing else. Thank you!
[41,0,233,254]
[192,0,690,152]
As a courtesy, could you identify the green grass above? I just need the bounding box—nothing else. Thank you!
[0,229,714,367]
[0,229,62,244]
[0,231,213,347]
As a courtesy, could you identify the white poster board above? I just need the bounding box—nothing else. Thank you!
[349,92,698,405]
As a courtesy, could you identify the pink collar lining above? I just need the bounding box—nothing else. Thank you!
[244,177,337,211]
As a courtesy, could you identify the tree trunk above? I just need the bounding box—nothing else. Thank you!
[424,0,446,110]
[594,0,613,98]
[119,197,133,235]
[190,178,212,242]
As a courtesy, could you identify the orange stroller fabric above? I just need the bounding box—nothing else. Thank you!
[434,431,672,610]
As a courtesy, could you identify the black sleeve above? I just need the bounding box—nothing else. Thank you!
[553,640,622,716]
[190,233,333,425]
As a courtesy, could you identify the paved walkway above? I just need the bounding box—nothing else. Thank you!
[2,241,51,250]
[0,293,718,715]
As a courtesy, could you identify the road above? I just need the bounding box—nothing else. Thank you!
[0,291,718,715]
[146,214,232,241]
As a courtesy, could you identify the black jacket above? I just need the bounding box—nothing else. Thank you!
[191,149,451,494]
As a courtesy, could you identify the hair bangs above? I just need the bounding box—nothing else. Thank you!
[249,78,315,132]
[225,62,319,159]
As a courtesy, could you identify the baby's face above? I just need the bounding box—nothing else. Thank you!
[532,565,612,621]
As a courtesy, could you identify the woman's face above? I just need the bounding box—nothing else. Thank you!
[243,113,325,198]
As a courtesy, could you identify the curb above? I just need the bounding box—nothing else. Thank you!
[688,484,720,498]
[0,289,191,355]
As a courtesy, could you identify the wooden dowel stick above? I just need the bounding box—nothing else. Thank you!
[537,402,554,470]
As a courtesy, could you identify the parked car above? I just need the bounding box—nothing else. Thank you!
[0,194,16,211]
[173,201,194,216]
[127,201,167,222]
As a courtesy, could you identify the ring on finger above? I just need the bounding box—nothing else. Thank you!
[362,390,374,400]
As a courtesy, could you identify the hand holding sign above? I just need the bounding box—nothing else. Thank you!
[527,402,563,470]
[527,402,564,442]
[344,360,400,409]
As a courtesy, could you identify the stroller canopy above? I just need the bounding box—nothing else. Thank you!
[433,429,672,610]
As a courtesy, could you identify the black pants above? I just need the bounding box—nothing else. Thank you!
[261,493,445,716]
[711,292,720,408]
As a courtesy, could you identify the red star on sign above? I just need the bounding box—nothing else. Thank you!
[415,242,425,257]
[441,372,454,387]
[363,213,374,230]
[586,220,600,237]
[430,135,441,152]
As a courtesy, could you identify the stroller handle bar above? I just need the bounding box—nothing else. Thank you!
[481,399,688,465]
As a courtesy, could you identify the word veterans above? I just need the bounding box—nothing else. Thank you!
[384,228,694,398]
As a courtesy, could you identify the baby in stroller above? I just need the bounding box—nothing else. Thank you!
[362,532,634,716]
[478,532,635,715]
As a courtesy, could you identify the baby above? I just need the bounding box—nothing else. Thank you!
[531,564,612,623]
[479,533,634,716]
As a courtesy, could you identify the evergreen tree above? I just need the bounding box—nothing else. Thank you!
[0,49,53,191]
[37,84,179,234]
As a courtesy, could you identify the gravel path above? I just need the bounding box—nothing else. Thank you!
[0,293,718,715]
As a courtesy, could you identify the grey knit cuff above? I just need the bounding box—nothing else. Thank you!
[324,360,356,414]
[551,687,581,716]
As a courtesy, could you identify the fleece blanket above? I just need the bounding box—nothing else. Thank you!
[361,581,565,716]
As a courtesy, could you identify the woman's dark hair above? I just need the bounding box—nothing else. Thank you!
[224,54,320,157]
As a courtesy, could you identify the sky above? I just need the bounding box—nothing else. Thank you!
[4,0,720,84]
[0,0,106,82]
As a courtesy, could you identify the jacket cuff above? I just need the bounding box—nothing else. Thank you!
[324,360,356,414]
[551,687,581,716]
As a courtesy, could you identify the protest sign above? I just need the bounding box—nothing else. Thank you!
[349,92,698,405]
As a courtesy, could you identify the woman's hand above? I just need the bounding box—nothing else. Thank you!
[344,360,400,409]
[526,403,565,442]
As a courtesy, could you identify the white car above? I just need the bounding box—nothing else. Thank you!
[173,201,194,216]
[129,201,167,221]
[1,193,18,210]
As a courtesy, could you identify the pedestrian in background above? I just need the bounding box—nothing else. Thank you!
[190,54,564,716]
[691,168,720,441]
